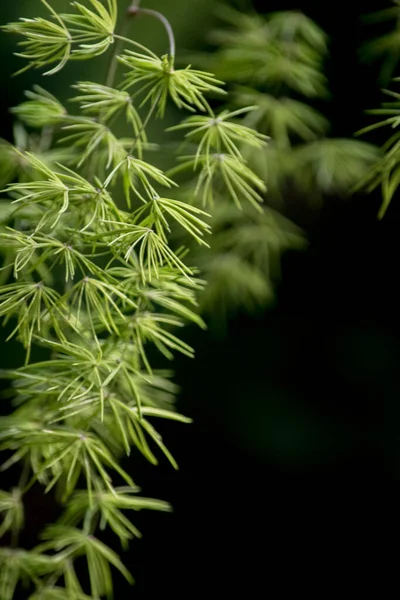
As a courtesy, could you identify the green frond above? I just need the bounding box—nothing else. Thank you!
[109,264,205,327]
[132,196,212,245]
[168,106,268,164]
[356,137,400,218]
[124,311,195,370]
[203,7,328,97]
[23,425,134,499]
[64,275,137,336]
[211,5,328,55]
[103,396,183,467]
[27,148,79,178]
[234,90,329,144]
[212,5,265,35]
[169,153,266,210]
[5,179,70,231]
[2,1,72,75]
[104,155,177,206]
[212,207,306,272]
[119,51,226,117]
[0,548,57,600]
[13,337,132,413]
[0,230,101,282]
[361,30,400,62]
[0,281,69,359]
[11,86,66,128]
[0,548,56,600]
[102,220,193,281]
[239,142,299,201]
[9,335,182,425]
[61,0,117,59]
[0,1,254,596]
[0,122,74,180]
[70,81,147,155]
[208,7,272,48]
[60,116,127,169]
[251,52,328,97]
[199,253,273,320]
[359,3,400,83]
[291,139,381,198]
[37,525,133,597]
[356,82,400,216]
[140,286,204,327]
[2,152,119,231]
[59,486,170,549]
[0,489,24,540]
[356,87,400,137]
[0,141,21,189]
[266,11,328,52]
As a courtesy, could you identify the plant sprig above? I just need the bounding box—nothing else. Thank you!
[0,1,267,597]
[0,0,264,600]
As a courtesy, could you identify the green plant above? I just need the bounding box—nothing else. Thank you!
[0,1,266,597]
[355,2,400,218]
[359,0,400,86]
[356,82,400,218]
[173,5,380,324]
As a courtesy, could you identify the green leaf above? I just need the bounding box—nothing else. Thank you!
[3,0,72,75]
[168,106,268,165]
[28,426,135,499]
[102,220,194,281]
[61,0,118,60]
[0,489,24,540]
[234,90,329,144]
[59,486,170,549]
[104,155,177,206]
[200,253,273,320]
[291,139,381,198]
[169,153,266,210]
[0,548,57,600]
[11,86,66,128]
[71,81,147,156]
[37,526,133,597]
[0,281,69,361]
[119,51,225,117]
[60,116,127,169]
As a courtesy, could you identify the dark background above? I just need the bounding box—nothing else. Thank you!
[0,0,395,596]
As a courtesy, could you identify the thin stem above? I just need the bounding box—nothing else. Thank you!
[21,473,37,496]
[18,458,30,491]
[202,96,215,118]
[128,7,176,59]
[128,90,162,155]
[105,0,155,88]
[105,20,131,88]
[113,34,159,59]
[106,2,176,89]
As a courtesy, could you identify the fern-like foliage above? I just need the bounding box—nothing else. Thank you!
[167,5,378,322]
[354,4,400,216]
[360,1,400,86]
[0,0,265,597]
[356,83,400,218]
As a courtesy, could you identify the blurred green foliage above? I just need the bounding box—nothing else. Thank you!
[169,5,380,325]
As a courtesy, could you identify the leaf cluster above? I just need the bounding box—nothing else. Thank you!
[0,1,254,597]
[165,6,378,322]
